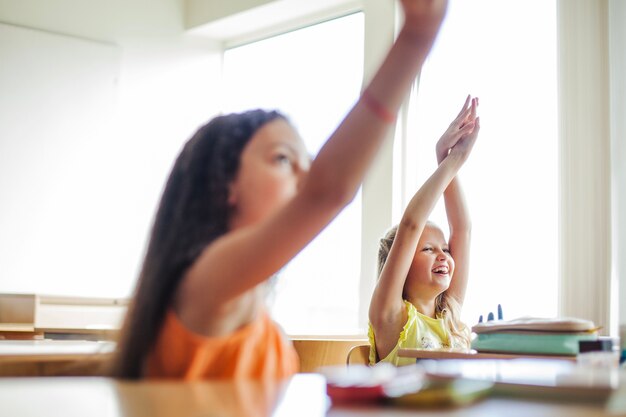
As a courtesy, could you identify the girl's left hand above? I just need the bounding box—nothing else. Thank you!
[436,96,479,164]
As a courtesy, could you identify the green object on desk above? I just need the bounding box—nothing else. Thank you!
[471,332,597,356]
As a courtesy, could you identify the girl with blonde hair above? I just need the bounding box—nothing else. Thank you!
[369,96,480,365]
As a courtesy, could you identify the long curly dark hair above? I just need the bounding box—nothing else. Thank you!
[110,109,286,378]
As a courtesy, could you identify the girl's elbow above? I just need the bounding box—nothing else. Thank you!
[399,217,421,233]
[334,185,358,208]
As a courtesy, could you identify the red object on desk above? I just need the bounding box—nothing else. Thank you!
[326,383,386,403]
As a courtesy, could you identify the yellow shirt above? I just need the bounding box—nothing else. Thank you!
[368,300,452,366]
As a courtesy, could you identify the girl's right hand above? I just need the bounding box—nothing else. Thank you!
[436,96,480,165]
[448,116,480,164]
[400,0,448,39]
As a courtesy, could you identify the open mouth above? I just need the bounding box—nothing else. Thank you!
[432,265,449,276]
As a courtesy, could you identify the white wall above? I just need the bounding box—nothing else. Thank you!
[610,0,626,326]
[185,0,361,47]
[0,0,222,297]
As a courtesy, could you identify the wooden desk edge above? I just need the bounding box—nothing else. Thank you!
[0,352,113,364]
[397,348,577,361]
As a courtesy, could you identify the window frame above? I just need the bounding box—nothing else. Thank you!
[557,0,612,335]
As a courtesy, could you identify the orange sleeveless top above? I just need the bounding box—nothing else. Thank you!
[145,309,299,379]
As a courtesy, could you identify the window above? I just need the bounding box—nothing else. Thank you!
[222,13,364,334]
[401,0,558,324]
[223,0,560,332]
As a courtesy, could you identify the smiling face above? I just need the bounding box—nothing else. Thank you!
[403,223,454,300]
[227,118,311,230]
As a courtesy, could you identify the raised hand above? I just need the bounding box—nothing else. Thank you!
[400,0,449,39]
[449,116,480,164]
[436,96,479,164]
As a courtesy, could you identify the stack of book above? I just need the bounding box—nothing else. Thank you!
[471,317,598,356]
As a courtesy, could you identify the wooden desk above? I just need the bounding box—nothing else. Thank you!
[0,337,371,377]
[0,338,368,376]
[0,374,623,417]
[398,348,577,362]
[0,340,114,376]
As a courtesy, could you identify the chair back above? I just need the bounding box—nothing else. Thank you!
[346,344,370,366]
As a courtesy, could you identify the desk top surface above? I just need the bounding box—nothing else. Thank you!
[0,340,114,362]
[0,374,623,417]
[398,348,577,361]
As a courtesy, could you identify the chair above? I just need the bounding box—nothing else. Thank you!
[291,338,368,372]
[346,344,371,366]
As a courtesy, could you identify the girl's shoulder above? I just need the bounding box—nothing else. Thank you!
[403,300,444,324]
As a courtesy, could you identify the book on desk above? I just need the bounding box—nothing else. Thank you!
[417,358,620,403]
[470,317,600,356]
[397,317,601,362]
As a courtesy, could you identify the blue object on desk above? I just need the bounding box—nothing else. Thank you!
[478,304,503,324]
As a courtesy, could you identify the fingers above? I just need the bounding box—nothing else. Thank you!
[459,116,480,151]
[440,109,476,149]
[470,97,477,120]
[439,97,480,163]
[458,97,479,129]
[469,116,480,138]
[457,115,480,145]
[440,120,475,156]
[459,117,480,147]
[454,96,478,128]
[458,119,476,136]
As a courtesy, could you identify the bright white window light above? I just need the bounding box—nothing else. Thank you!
[404,0,558,325]
[223,13,364,334]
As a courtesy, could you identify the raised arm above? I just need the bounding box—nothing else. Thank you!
[178,0,450,320]
[436,97,480,306]
[368,107,476,359]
